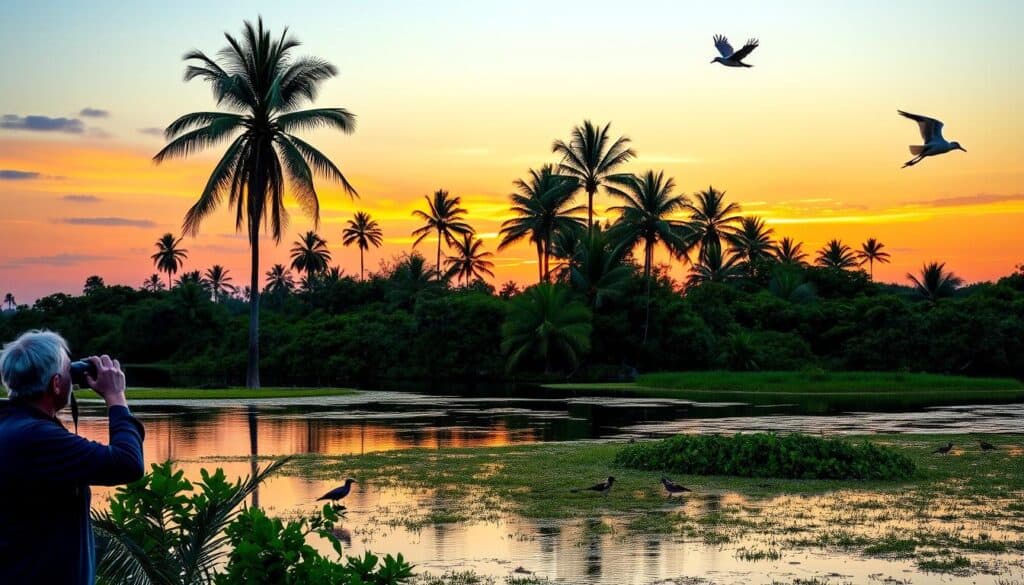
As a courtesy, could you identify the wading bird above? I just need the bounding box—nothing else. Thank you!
[318,478,358,502]
[572,476,615,496]
[934,442,954,455]
[898,110,966,168]
[661,476,692,496]
[711,35,759,67]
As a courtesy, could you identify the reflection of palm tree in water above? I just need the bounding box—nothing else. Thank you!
[583,519,604,577]
[702,492,723,516]
[248,405,259,508]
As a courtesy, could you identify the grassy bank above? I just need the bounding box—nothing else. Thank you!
[267,434,1024,575]
[546,371,1024,408]
[75,387,357,400]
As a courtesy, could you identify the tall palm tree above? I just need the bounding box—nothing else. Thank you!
[552,120,636,231]
[685,186,742,262]
[501,283,592,374]
[411,189,473,278]
[857,237,891,281]
[498,165,584,283]
[3,293,15,310]
[606,170,692,343]
[567,224,632,308]
[687,242,742,287]
[203,265,237,302]
[907,261,963,301]
[154,19,358,388]
[151,233,188,289]
[289,230,331,279]
[445,233,495,285]
[264,264,295,294]
[728,216,775,277]
[774,237,808,266]
[341,211,383,281]
[815,239,859,270]
[141,274,166,292]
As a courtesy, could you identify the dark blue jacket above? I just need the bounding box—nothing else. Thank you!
[0,399,145,585]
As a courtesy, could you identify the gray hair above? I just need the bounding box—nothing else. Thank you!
[0,330,71,399]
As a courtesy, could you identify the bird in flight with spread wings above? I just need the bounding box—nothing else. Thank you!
[711,35,759,67]
[898,110,966,168]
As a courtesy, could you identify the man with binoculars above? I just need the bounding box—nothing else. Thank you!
[0,330,145,584]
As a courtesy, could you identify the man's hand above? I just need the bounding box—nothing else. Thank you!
[84,355,127,408]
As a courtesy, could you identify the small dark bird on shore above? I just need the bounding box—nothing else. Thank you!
[661,476,692,496]
[572,476,615,495]
[980,440,997,451]
[934,442,954,455]
[318,478,357,502]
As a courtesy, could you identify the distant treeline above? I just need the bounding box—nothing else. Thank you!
[2,257,1023,386]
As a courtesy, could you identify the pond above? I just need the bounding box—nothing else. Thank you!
[74,389,1024,584]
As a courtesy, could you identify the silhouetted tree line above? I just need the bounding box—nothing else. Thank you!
[2,257,1023,386]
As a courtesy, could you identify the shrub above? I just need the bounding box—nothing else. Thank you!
[614,433,915,480]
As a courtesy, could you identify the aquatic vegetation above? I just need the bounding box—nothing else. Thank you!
[614,433,916,480]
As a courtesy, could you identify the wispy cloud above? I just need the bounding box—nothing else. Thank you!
[138,127,164,136]
[1,114,85,134]
[0,169,41,180]
[906,193,1024,208]
[79,107,109,118]
[2,253,112,268]
[59,217,156,228]
[634,153,701,164]
[62,194,103,203]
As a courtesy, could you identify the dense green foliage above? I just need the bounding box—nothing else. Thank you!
[3,260,1024,385]
[93,460,411,585]
[614,433,917,480]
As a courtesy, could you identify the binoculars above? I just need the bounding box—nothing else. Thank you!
[69,360,98,388]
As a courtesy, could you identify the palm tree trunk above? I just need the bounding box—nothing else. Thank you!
[587,187,595,233]
[643,240,653,345]
[247,226,261,389]
[536,240,544,283]
[360,248,365,281]
[870,258,874,281]
[544,235,552,283]
[436,232,442,280]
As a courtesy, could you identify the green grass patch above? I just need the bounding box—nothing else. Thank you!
[614,433,916,480]
[864,535,917,556]
[547,371,1024,408]
[918,555,972,573]
[75,386,357,400]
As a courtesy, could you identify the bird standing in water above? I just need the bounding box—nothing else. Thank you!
[934,442,954,455]
[572,476,615,496]
[661,476,692,497]
[898,110,966,168]
[318,478,358,503]
[711,35,759,67]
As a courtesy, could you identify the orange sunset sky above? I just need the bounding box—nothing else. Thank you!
[1,1,1022,302]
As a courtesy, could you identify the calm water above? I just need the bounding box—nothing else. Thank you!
[73,389,1024,584]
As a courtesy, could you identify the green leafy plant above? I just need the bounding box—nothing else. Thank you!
[615,433,916,480]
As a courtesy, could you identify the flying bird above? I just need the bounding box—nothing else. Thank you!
[317,478,358,502]
[711,35,759,67]
[661,476,692,496]
[934,442,954,455]
[572,476,615,496]
[980,440,997,451]
[898,110,966,168]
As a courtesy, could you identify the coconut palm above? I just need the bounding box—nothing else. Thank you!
[341,211,383,280]
[907,261,963,301]
[141,274,166,293]
[498,165,584,282]
[567,224,632,308]
[151,233,189,289]
[501,283,593,374]
[685,186,742,262]
[857,237,891,281]
[411,189,474,278]
[203,265,237,302]
[606,170,692,343]
[445,233,495,286]
[154,19,358,388]
[3,293,15,310]
[687,242,742,287]
[727,216,775,276]
[815,239,859,270]
[174,270,203,288]
[289,230,331,279]
[552,120,636,231]
[774,237,808,266]
[264,264,295,294]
